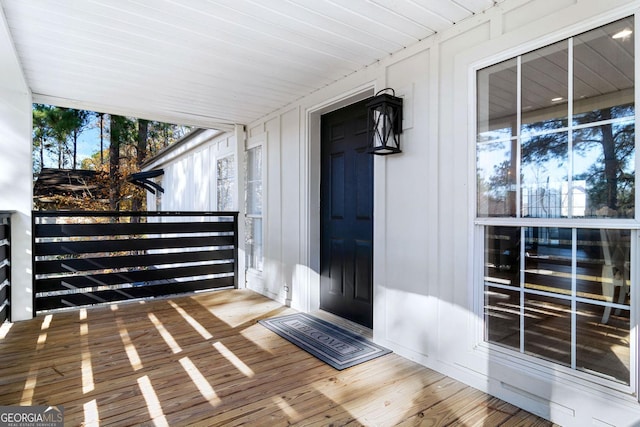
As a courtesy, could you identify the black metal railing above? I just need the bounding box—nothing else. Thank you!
[32,211,238,313]
[0,212,10,323]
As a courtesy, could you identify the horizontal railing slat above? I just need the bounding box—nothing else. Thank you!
[0,285,6,308]
[35,249,235,274]
[36,262,234,292]
[35,235,235,256]
[34,276,235,311]
[33,210,237,218]
[35,220,235,237]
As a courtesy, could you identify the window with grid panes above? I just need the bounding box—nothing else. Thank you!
[245,146,263,271]
[477,17,635,385]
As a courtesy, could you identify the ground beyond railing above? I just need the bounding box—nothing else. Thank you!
[32,211,238,313]
[0,212,10,322]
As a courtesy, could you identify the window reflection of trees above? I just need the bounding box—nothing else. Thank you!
[477,140,516,217]
[522,104,634,218]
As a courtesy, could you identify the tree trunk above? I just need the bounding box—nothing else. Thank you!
[131,119,148,212]
[72,129,78,169]
[99,113,104,165]
[109,115,122,211]
[40,138,44,171]
[600,108,618,212]
[58,140,63,169]
[137,119,148,166]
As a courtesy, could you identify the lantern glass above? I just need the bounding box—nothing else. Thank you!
[367,91,403,155]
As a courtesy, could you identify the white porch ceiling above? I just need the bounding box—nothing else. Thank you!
[1,0,501,130]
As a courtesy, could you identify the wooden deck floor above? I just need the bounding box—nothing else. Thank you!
[0,289,555,426]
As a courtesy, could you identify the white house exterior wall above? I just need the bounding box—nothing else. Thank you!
[143,128,247,291]
[145,131,237,212]
[243,1,640,425]
[0,9,32,322]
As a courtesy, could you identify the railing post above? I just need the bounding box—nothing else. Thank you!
[234,212,239,289]
[31,212,36,319]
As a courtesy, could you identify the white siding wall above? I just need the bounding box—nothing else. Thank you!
[147,131,237,212]
[144,128,246,290]
[0,8,32,321]
[243,0,640,425]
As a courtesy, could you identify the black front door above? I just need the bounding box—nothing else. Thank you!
[320,100,373,328]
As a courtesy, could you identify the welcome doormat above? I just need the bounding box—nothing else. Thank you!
[258,313,391,370]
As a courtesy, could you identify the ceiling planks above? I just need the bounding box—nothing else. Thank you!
[1,0,500,129]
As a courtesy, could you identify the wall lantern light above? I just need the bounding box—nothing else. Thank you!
[367,88,403,155]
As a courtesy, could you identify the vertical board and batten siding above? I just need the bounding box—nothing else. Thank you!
[151,132,237,212]
[241,0,640,425]
[382,50,434,355]
[436,18,494,366]
[0,213,10,323]
[281,108,302,308]
[265,116,284,302]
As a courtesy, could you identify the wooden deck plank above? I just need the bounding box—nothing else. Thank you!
[0,289,555,426]
[203,355,428,427]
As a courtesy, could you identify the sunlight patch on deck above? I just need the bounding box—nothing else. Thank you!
[36,332,47,351]
[20,363,39,405]
[116,317,143,371]
[0,321,12,339]
[36,314,52,351]
[83,399,100,427]
[179,357,221,406]
[213,341,254,377]
[148,312,182,354]
[137,375,169,427]
[169,300,213,340]
[80,323,94,393]
[272,395,301,421]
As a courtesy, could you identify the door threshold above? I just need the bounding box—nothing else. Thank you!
[311,310,373,339]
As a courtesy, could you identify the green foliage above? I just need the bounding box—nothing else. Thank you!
[33,104,192,211]
[32,104,92,172]
[479,104,635,217]
[521,105,634,214]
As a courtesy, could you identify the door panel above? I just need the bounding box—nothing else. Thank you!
[330,153,345,218]
[320,99,373,328]
[329,239,345,295]
[355,146,373,219]
[354,240,372,302]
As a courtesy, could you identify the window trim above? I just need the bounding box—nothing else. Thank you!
[470,13,640,396]
[245,133,266,276]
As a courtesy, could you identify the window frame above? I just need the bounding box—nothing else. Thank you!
[245,134,266,275]
[471,14,640,395]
